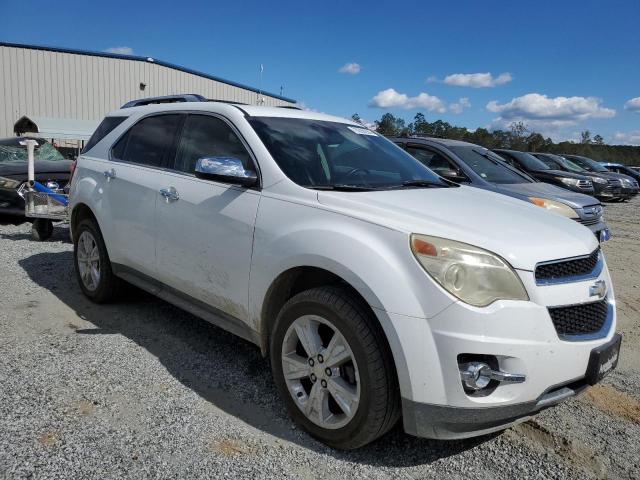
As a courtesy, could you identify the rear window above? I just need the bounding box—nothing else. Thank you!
[82,116,127,153]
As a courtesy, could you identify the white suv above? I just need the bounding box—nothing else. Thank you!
[69,96,621,449]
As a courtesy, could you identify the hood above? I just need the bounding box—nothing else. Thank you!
[317,186,598,271]
[596,171,637,183]
[0,159,73,177]
[533,169,589,180]
[496,182,600,208]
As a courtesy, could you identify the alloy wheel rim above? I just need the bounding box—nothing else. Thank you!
[281,314,360,429]
[77,231,100,291]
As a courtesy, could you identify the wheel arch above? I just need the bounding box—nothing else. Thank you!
[258,264,412,399]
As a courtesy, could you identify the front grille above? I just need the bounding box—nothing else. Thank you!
[608,179,622,187]
[577,217,600,227]
[577,180,592,189]
[535,248,600,282]
[548,299,608,337]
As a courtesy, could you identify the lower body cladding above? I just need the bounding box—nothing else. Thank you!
[388,266,619,440]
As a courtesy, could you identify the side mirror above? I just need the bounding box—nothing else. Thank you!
[439,168,466,183]
[195,157,258,187]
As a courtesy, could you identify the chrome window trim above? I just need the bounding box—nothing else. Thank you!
[535,249,603,286]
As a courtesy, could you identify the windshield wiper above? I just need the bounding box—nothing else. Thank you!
[303,184,378,191]
[398,179,446,188]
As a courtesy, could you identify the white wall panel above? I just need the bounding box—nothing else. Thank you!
[0,45,296,138]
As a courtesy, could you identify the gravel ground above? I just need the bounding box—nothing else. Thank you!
[0,197,639,480]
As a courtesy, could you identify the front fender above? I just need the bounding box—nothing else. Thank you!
[249,196,456,399]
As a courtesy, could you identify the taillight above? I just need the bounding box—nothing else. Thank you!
[69,160,77,183]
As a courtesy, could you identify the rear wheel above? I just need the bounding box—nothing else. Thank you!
[73,218,120,303]
[270,286,400,449]
[31,219,53,241]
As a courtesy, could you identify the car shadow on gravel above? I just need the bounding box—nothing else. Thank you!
[19,251,495,467]
[0,225,71,243]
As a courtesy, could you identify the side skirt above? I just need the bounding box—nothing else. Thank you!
[112,263,261,346]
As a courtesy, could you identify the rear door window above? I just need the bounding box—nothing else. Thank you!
[111,114,182,167]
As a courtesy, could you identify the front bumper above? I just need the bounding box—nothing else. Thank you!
[0,187,26,217]
[594,184,622,200]
[403,333,621,439]
[621,186,639,199]
[395,262,617,439]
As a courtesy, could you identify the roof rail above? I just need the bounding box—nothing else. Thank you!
[121,94,207,108]
[205,98,248,106]
[278,105,302,110]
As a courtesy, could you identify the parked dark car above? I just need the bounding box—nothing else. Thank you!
[492,149,595,195]
[392,138,608,238]
[531,153,622,202]
[563,155,638,201]
[0,137,71,225]
[600,162,640,184]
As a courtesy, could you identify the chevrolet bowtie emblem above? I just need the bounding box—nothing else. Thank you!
[589,280,607,299]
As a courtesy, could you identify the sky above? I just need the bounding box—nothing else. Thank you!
[2,0,640,144]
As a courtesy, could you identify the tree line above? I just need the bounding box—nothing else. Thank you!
[351,112,640,166]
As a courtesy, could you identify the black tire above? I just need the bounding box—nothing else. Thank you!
[31,219,53,241]
[73,218,121,303]
[270,286,400,449]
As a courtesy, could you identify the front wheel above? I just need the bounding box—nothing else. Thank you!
[270,286,400,449]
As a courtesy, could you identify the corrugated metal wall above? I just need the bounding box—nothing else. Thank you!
[0,45,295,139]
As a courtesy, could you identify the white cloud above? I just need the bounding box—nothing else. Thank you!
[104,46,134,55]
[443,72,512,88]
[486,93,615,123]
[613,130,640,145]
[338,62,361,74]
[449,97,471,114]
[624,97,640,112]
[369,88,446,112]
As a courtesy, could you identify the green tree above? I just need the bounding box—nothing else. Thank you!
[593,134,604,145]
[351,113,363,125]
[580,130,592,144]
[375,113,405,136]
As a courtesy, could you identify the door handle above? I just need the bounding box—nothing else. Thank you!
[159,186,179,202]
[103,169,116,181]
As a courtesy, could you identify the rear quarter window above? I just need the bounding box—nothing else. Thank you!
[82,116,127,154]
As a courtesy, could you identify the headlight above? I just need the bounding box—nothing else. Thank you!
[0,176,22,189]
[559,177,592,188]
[410,234,529,307]
[589,176,608,185]
[528,197,579,218]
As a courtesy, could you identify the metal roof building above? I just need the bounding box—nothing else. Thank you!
[0,42,297,143]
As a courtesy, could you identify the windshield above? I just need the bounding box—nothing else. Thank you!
[449,146,530,184]
[510,151,552,171]
[567,156,608,172]
[535,154,565,170]
[553,155,587,173]
[248,117,446,190]
[0,141,65,163]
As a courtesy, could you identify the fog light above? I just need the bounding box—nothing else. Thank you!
[459,362,526,391]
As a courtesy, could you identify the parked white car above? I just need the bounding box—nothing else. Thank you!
[69,96,620,449]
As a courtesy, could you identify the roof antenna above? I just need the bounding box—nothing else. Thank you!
[258,64,264,105]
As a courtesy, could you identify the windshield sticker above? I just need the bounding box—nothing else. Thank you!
[348,126,377,136]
